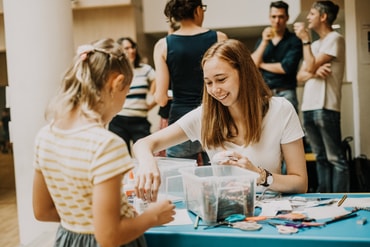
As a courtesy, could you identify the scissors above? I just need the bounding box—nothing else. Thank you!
[204,214,246,230]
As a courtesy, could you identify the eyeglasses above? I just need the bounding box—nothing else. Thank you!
[201,4,207,12]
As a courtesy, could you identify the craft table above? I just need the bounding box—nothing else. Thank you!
[145,193,370,247]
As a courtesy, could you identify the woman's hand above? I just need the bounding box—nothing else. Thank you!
[212,151,260,173]
[134,160,161,203]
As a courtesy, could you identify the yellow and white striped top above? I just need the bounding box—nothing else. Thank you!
[33,123,135,233]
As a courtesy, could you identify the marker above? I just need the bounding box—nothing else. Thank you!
[325,212,357,225]
[194,215,200,229]
[356,218,367,225]
[337,194,347,207]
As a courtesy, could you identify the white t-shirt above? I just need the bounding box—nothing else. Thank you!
[176,97,304,174]
[301,31,345,112]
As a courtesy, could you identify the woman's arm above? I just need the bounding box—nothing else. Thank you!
[153,38,170,107]
[133,123,189,202]
[273,138,308,193]
[216,138,307,194]
[216,31,228,42]
[32,170,60,222]
[147,78,157,111]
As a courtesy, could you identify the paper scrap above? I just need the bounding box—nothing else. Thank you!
[258,200,292,216]
[164,209,193,226]
[302,205,350,220]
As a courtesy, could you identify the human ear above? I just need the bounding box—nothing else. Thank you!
[320,13,328,23]
[111,74,125,92]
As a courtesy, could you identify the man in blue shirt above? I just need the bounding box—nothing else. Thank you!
[252,1,302,112]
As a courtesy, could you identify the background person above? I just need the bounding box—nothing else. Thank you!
[155,21,180,157]
[294,1,347,193]
[1,108,10,153]
[109,37,156,155]
[133,39,307,202]
[251,1,302,113]
[32,38,175,247]
[153,0,228,164]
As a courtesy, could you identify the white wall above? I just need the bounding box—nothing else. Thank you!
[143,0,302,33]
[3,0,74,244]
[345,0,370,156]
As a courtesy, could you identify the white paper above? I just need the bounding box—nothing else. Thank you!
[164,209,193,226]
[258,200,293,216]
[340,197,370,207]
[302,205,350,220]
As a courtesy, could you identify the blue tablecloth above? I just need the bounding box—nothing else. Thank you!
[145,193,370,247]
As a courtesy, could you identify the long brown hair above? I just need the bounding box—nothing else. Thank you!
[201,39,272,148]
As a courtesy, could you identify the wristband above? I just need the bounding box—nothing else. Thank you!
[302,41,311,46]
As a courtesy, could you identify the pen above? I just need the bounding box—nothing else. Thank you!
[194,215,200,229]
[325,212,357,225]
[337,194,347,207]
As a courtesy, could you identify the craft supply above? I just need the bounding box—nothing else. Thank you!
[268,222,298,234]
[354,207,370,212]
[337,194,347,206]
[356,217,367,225]
[225,214,246,222]
[194,215,200,229]
[233,221,262,231]
[245,212,307,222]
[276,225,298,234]
[203,214,246,230]
[325,212,357,224]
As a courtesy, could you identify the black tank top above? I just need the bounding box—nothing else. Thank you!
[166,30,217,124]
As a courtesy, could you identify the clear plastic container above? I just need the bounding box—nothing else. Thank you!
[180,165,258,224]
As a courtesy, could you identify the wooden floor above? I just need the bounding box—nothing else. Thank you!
[0,151,60,247]
[0,151,20,247]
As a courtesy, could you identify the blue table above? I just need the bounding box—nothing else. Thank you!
[145,193,370,247]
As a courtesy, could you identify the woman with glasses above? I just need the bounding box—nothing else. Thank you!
[153,0,227,164]
[108,37,156,155]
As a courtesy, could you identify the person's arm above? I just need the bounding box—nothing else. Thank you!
[216,31,228,42]
[32,170,60,222]
[273,138,308,193]
[297,62,314,83]
[259,62,285,74]
[93,175,175,247]
[212,138,307,194]
[147,78,157,111]
[133,123,189,202]
[153,38,170,107]
[297,62,332,83]
[293,23,334,73]
[303,48,334,74]
[251,27,273,67]
[260,34,303,75]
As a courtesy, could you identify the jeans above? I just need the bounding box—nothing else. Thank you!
[166,140,209,165]
[303,109,349,193]
[274,89,298,113]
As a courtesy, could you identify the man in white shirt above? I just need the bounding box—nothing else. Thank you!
[294,1,348,193]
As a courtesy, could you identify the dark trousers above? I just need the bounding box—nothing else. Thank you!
[109,115,151,154]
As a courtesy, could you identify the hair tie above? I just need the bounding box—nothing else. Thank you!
[77,44,95,61]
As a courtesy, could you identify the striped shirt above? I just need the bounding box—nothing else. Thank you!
[118,63,155,117]
[33,123,135,233]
